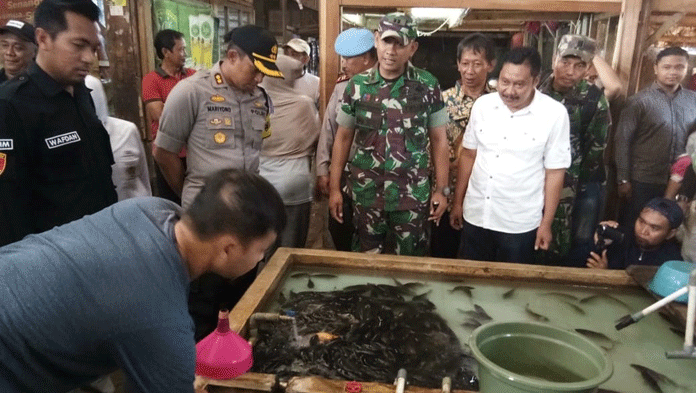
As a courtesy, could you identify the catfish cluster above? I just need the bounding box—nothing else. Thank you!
[251,283,478,390]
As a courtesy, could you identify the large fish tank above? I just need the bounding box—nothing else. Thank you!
[202,248,696,393]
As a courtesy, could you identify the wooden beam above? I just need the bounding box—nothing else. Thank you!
[281,0,288,42]
[657,35,696,45]
[646,12,685,46]
[319,1,340,120]
[300,0,319,11]
[613,0,650,95]
[338,0,622,13]
[651,13,696,26]
[135,0,155,140]
[464,10,582,22]
[651,0,696,14]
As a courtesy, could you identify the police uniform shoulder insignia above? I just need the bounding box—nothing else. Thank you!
[214,132,226,144]
[254,101,263,108]
[211,94,225,102]
[262,114,272,139]
[224,117,232,126]
[0,153,6,176]
[210,118,222,126]
[214,73,224,85]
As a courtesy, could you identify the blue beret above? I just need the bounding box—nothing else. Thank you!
[334,28,374,57]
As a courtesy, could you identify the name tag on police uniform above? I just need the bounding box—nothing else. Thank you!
[0,139,13,150]
[45,131,81,149]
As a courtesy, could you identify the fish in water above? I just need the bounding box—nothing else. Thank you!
[559,300,586,315]
[277,291,287,304]
[461,318,482,329]
[669,326,696,342]
[579,293,631,310]
[412,290,432,302]
[458,305,492,322]
[311,273,338,279]
[574,329,617,351]
[630,364,682,393]
[450,285,474,298]
[539,292,580,302]
[525,303,549,322]
[392,277,426,293]
[502,288,516,299]
[251,284,479,391]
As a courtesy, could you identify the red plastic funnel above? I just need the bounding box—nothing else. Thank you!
[195,310,253,379]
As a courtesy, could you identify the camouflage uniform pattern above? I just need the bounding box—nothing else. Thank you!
[378,13,418,45]
[441,82,492,209]
[538,77,610,262]
[353,203,430,255]
[338,63,448,254]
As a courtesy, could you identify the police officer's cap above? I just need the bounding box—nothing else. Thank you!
[224,25,284,79]
[0,20,36,45]
[334,28,374,57]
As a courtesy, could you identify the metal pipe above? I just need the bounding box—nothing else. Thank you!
[394,368,407,393]
[248,313,295,346]
[666,268,696,359]
[441,377,451,393]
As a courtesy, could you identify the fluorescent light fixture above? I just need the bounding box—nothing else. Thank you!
[342,13,364,26]
[410,8,468,28]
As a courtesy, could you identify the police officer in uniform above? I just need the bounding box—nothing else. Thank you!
[154,24,283,339]
[0,0,117,247]
[154,25,283,209]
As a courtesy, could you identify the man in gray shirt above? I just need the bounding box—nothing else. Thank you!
[615,46,696,228]
[0,169,285,393]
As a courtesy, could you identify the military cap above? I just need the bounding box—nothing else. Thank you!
[378,12,417,45]
[557,34,596,63]
[224,25,283,78]
[0,20,36,45]
[334,28,374,57]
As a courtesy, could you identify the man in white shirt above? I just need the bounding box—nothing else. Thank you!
[282,37,319,106]
[450,47,571,264]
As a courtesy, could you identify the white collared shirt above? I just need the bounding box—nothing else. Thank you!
[462,90,570,233]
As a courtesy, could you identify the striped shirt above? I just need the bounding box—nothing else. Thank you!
[615,83,696,185]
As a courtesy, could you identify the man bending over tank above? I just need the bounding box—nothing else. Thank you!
[0,169,286,393]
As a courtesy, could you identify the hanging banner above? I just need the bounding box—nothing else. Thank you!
[153,0,218,69]
[0,0,40,25]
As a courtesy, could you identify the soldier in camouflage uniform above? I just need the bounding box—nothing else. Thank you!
[328,13,449,255]
[434,33,495,258]
[538,35,611,265]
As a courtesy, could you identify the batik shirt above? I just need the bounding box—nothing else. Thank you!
[441,81,492,208]
[539,76,610,260]
[336,63,448,211]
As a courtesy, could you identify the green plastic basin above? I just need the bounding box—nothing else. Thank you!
[469,321,613,393]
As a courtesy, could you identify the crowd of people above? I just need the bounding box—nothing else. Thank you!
[1,1,696,391]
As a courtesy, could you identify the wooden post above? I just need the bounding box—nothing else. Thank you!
[614,0,651,95]
[319,0,340,119]
[281,0,288,43]
[105,1,144,128]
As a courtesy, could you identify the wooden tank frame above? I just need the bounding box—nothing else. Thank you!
[197,248,688,393]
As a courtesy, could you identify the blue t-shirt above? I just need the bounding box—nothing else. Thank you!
[0,197,194,393]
